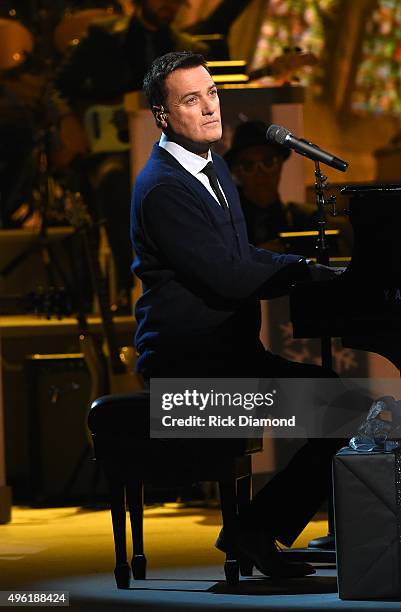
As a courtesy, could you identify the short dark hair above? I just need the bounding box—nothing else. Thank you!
[143,51,209,110]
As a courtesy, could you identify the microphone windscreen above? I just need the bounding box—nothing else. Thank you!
[266,124,290,145]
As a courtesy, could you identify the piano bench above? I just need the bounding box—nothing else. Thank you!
[87,391,263,588]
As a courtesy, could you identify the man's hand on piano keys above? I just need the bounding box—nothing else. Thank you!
[306,261,344,281]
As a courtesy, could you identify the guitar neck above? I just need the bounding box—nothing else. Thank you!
[247,52,317,83]
[83,227,126,376]
[247,65,273,81]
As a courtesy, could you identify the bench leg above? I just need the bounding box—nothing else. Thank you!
[127,480,147,579]
[218,480,240,585]
[108,475,130,589]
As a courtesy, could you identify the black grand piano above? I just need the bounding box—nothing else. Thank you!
[284,184,401,563]
[290,184,401,371]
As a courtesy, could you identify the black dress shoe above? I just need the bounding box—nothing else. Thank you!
[215,528,315,579]
[307,533,335,550]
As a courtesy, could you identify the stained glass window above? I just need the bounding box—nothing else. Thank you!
[252,0,339,85]
[352,0,401,115]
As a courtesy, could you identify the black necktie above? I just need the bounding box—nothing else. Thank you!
[201,162,228,209]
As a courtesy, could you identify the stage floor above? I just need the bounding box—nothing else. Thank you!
[0,506,399,610]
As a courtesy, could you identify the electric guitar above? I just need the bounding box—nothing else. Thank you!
[83,104,130,154]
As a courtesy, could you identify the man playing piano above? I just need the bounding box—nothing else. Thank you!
[131,51,342,578]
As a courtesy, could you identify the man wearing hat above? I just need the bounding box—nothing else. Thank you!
[225,120,320,252]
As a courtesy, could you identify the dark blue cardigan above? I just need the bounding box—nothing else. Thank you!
[130,144,308,376]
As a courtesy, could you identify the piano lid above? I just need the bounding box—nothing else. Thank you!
[341,183,401,195]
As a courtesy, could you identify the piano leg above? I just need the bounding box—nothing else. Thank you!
[307,336,335,549]
[307,483,335,550]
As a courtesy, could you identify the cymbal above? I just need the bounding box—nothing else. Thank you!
[0,18,33,71]
[54,8,115,54]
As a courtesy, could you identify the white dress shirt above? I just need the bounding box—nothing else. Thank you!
[159,134,229,207]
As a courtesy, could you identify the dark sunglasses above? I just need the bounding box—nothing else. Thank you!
[238,157,282,174]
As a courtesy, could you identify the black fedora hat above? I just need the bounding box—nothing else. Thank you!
[224,120,291,168]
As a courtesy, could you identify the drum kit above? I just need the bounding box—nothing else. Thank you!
[53,7,116,54]
[0,4,119,72]
[0,3,122,317]
[0,3,119,227]
[0,17,34,72]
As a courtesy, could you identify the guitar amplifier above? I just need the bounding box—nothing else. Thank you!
[24,354,107,506]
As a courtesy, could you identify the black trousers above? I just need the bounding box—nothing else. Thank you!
[146,342,371,546]
[238,349,344,546]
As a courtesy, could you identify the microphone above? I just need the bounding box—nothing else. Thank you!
[266,124,348,172]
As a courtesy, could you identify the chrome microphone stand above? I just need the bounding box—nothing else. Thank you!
[309,160,337,550]
[313,160,337,370]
